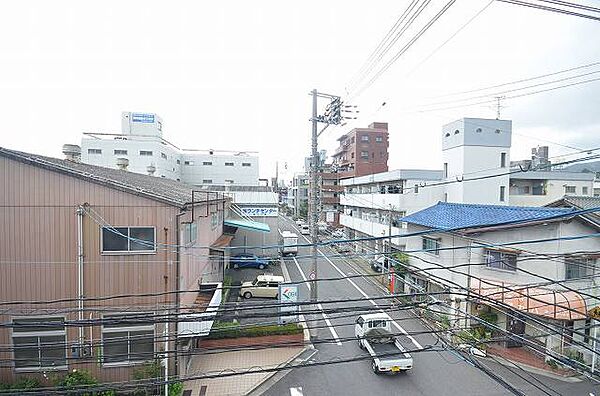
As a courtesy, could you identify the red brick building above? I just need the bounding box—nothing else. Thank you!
[331,122,389,178]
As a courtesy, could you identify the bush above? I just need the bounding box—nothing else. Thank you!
[52,370,115,396]
[169,382,184,396]
[206,322,302,340]
[0,377,41,391]
[132,360,162,396]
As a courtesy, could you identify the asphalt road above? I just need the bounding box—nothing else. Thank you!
[261,215,597,396]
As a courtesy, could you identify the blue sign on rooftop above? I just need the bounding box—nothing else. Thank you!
[132,113,155,123]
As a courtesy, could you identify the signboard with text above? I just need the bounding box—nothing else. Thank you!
[132,113,155,123]
[240,207,278,217]
[278,284,299,324]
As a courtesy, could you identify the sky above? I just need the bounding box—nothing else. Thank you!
[0,1,599,183]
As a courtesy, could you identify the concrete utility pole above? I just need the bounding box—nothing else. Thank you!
[310,89,319,301]
[307,89,346,302]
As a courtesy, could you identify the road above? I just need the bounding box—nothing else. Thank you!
[262,215,596,396]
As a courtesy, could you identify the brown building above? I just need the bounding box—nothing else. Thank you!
[0,147,230,386]
[331,122,389,179]
[320,122,389,226]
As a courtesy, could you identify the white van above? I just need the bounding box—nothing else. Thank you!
[279,230,298,256]
[240,275,285,299]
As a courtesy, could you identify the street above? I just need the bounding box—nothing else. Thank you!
[262,215,598,396]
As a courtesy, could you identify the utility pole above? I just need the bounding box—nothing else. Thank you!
[307,89,348,302]
[310,89,319,301]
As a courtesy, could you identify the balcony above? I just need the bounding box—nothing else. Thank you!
[340,214,406,245]
[322,196,340,204]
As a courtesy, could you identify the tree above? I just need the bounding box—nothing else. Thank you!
[299,201,308,219]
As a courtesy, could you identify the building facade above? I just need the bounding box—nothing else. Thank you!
[331,122,389,178]
[79,112,259,187]
[0,147,229,385]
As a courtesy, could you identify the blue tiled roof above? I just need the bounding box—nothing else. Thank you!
[400,202,577,231]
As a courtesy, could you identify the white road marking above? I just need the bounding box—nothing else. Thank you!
[290,387,303,396]
[318,250,423,350]
[292,256,342,346]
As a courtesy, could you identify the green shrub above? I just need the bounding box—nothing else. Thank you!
[206,322,302,340]
[52,370,100,396]
[0,377,41,391]
[169,381,184,396]
[132,360,163,396]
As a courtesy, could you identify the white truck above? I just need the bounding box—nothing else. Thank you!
[279,230,298,256]
[355,313,413,375]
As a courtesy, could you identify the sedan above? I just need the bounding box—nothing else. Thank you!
[230,253,270,270]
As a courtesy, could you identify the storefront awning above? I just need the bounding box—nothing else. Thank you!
[471,278,587,321]
[224,219,270,233]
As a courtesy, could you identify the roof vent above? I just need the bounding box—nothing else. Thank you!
[62,144,81,162]
[147,164,156,176]
[116,157,129,171]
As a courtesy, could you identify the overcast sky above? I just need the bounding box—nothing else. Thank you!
[1,1,599,182]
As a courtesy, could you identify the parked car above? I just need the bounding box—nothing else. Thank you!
[300,224,310,235]
[371,256,391,273]
[240,274,285,299]
[230,253,270,270]
[332,242,352,253]
[331,229,345,239]
[296,219,304,226]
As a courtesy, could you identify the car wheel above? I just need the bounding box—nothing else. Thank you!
[372,361,380,375]
[243,292,252,299]
[258,264,265,270]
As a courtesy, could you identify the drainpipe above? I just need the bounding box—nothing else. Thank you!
[174,210,186,377]
[76,206,85,346]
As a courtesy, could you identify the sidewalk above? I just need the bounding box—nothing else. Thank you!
[184,346,305,396]
[487,344,578,378]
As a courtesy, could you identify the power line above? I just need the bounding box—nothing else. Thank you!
[496,0,600,22]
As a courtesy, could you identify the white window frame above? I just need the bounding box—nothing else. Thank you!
[12,316,67,372]
[225,162,234,166]
[565,185,576,194]
[139,150,153,156]
[101,314,155,366]
[360,135,369,142]
[100,226,156,255]
[114,149,128,155]
[202,161,212,166]
[88,149,102,155]
[242,162,252,167]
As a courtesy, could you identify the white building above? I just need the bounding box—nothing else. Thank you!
[79,112,259,187]
[340,117,596,252]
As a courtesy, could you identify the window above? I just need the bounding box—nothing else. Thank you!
[183,222,197,245]
[225,162,234,166]
[594,188,600,198]
[495,129,501,134]
[351,152,355,159]
[184,160,194,165]
[582,186,588,195]
[485,250,517,271]
[12,317,66,369]
[476,128,482,133]
[454,129,460,135]
[202,161,212,166]
[422,237,440,255]
[176,159,180,165]
[101,227,155,253]
[565,185,576,194]
[203,179,213,184]
[500,152,507,168]
[242,163,252,167]
[88,149,102,155]
[161,152,167,160]
[361,135,369,142]
[500,186,506,202]
[375,136,383,143]
[139,150,153,156]
[102,314,154,364]
[565,257,594,280]
[443,163,448,178]
[360,151,369,159]
[225,179,234,184]
[114,149,128,155]
[444,193,448,202]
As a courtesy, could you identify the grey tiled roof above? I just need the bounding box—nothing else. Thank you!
[0,147,205,207]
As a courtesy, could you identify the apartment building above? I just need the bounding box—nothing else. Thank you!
[79,112,259,187]
[331,122,389,178]
[0,147,231,384]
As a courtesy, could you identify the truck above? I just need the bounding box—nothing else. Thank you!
[279,230,298,256]
[355,313,413,375]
